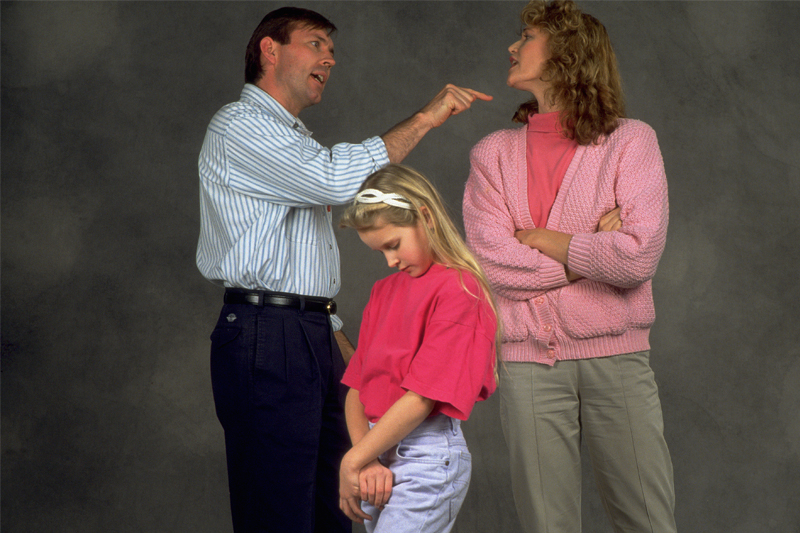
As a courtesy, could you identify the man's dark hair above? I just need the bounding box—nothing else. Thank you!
[244,7,337,84]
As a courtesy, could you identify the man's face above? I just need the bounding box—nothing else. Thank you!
[270,25,335,116]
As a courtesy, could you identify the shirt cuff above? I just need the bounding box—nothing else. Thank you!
[363,136,390,168]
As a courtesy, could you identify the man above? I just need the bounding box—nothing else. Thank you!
[196,7,491,533]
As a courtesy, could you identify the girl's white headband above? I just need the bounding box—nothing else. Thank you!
[354,189,413,210]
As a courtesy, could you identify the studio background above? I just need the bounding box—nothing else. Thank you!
[2,1,798,531]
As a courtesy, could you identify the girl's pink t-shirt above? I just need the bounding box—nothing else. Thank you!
[342,263,497,422]
[526,112,578,228]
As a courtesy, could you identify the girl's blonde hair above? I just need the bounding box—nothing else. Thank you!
[512,0,626,145]
[340,164,502,365]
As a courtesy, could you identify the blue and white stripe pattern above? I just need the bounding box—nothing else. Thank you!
[197,84,389,328]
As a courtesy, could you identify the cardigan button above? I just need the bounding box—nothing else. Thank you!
[546,349,556,359]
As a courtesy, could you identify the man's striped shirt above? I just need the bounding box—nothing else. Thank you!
[197,84,389,329]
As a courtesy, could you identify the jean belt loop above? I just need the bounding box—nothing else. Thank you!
[299,296,306,312]
[257,291,264,306]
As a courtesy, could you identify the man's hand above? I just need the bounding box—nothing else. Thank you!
[382,84,492,163]
[417,84,493,130]
[359,459,393,510]
[334,330,356,365]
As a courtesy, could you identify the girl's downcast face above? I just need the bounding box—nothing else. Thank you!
[357,217,435,278]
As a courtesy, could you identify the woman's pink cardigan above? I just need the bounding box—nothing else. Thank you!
[463,119,669,365]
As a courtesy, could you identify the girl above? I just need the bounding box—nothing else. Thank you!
[337,164,498,533]
[463,1,676,532]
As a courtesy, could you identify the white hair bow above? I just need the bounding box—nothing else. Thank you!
[354,189,413,210]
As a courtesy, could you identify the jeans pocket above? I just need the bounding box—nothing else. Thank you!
[396,438,450,465]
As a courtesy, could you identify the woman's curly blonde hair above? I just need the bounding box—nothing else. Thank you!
[512,0,626,145]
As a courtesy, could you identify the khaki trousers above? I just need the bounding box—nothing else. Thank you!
[499,351,677,533]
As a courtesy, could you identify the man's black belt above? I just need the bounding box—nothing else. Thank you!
[224,288,337,315]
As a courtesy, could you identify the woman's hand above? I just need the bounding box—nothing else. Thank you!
[597,206,622,232]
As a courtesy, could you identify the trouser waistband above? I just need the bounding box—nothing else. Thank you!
[223,288,337,315]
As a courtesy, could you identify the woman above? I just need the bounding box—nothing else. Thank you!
[463,1,677,532]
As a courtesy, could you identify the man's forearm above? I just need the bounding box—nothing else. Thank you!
[381,113,433,164]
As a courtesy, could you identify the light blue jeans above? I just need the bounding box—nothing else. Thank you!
[362,414,471,533]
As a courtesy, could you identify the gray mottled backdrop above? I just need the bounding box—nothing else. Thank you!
[2,1,799,531]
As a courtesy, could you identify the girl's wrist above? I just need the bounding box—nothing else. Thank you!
[341,451,358,474]
[343,446,370,471]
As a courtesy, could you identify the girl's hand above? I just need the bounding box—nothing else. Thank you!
[359,459,394,509]
[339,453,373,523]
[339,390,433,521]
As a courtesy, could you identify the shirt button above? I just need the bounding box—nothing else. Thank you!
[547,349,556,359]
[544,325,552,332]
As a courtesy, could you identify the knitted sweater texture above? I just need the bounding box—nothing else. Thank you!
[463,119,668,365]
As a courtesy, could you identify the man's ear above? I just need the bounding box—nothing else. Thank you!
[260,36,278,67]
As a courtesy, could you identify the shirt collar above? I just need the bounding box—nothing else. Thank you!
[526,111,563,134]
[240,83,312,135]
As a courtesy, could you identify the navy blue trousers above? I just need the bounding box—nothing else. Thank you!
[209,300,351,533]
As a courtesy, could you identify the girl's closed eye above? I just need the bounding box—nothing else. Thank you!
[356,219,433,278]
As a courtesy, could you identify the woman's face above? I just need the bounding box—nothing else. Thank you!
[507,25,551,96]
